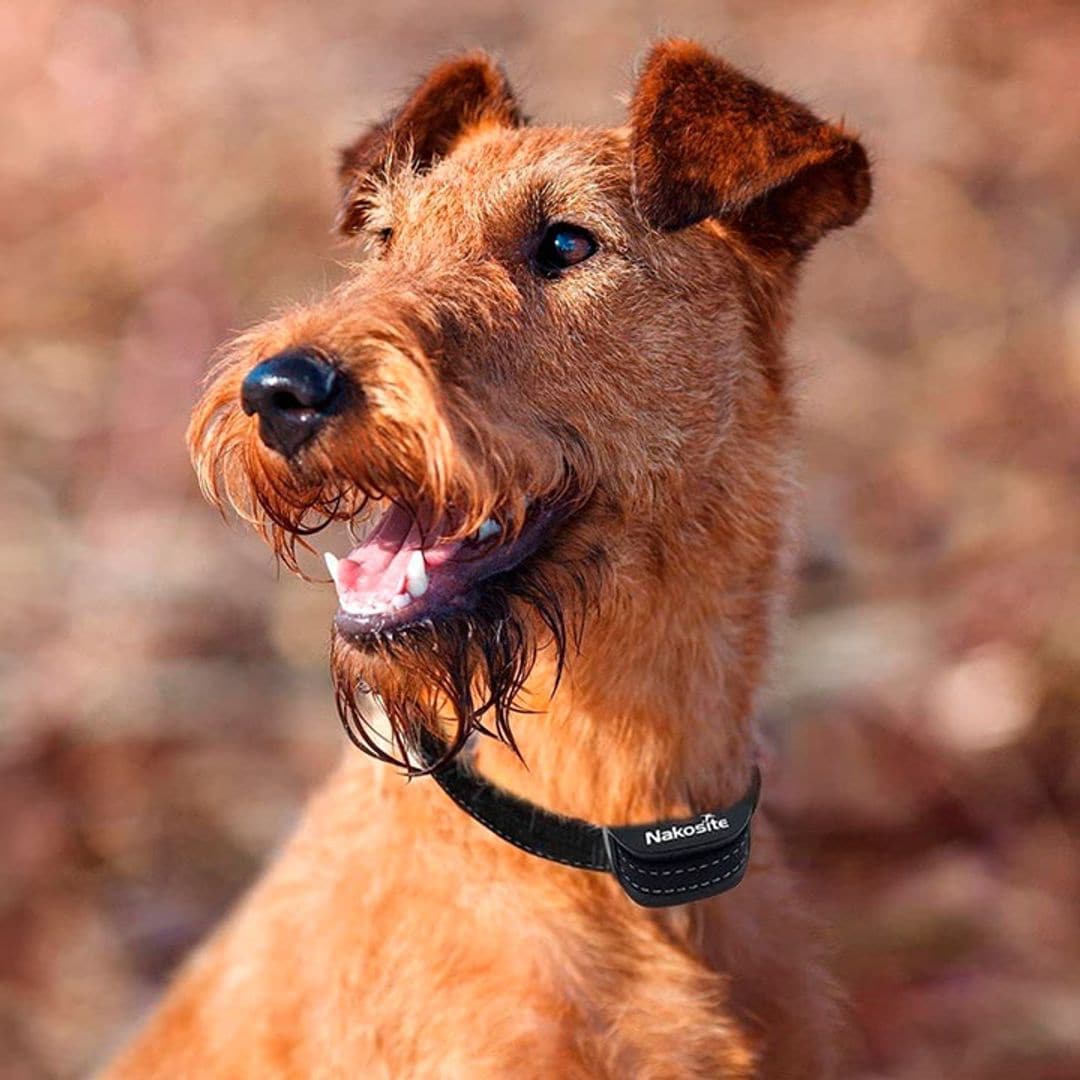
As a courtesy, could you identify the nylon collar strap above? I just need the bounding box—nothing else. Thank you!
[416,730,762,908]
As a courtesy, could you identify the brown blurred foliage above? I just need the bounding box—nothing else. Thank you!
[1,2,1078,1077]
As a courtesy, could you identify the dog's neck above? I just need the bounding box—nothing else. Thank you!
[470,609,765,826]
[471,403,789,825]
[470,380,790,826]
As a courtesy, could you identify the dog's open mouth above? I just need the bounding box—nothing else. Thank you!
[327,500,556,639]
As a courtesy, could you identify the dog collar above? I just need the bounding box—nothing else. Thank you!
[416,730,761,908]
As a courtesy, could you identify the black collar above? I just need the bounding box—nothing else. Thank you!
[417,730,762,908]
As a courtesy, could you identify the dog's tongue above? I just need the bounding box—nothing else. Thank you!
[325,503,463,614]
[338,503,419,594]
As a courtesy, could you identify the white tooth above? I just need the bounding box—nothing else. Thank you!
[405,550,428,598]
[343,596,392,616]
[475,518,501,542]
[323,552,340,581]
[391,593,412,610]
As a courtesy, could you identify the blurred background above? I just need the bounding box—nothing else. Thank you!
[2,1,1078,1076]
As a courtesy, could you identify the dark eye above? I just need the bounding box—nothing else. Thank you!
[534,223,597,277]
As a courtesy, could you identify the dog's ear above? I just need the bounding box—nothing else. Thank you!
[337,53,522,235]
[629,40,870,253]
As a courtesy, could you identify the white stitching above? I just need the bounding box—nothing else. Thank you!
[612,844,750,896]
[611,835,748,878]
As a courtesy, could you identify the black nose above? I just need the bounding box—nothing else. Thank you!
[241,349,341,457]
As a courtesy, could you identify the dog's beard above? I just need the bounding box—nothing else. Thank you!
[330,547,601,773]
[189,352,605,769]
[195,411,602,772]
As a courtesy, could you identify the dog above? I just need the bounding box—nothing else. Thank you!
[105,40,871,1078]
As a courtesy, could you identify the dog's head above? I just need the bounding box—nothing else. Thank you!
[190,41,870,767]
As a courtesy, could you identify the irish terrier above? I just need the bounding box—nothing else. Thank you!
[106,40,871,1078]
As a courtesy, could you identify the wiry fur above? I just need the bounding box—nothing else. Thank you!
[107,40,871,1079]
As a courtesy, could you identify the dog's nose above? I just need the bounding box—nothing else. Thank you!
[241,348,340,457]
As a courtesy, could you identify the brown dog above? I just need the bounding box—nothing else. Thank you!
[106,40,870,1078]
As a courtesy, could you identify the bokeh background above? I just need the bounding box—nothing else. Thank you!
[2,1,1079,1076]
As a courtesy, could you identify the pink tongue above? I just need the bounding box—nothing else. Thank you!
[336,504,464,602]
[337,503,423,600]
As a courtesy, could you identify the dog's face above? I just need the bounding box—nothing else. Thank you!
[190,41,869,765]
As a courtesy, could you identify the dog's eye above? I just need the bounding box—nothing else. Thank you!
[535,223,597,277]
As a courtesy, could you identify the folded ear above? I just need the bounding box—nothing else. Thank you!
[630,40,871,253]
[338,53,522,235]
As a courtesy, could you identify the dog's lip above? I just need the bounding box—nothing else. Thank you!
[330,502,558,640]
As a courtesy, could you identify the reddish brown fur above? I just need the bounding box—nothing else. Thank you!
[107,40,870,1078]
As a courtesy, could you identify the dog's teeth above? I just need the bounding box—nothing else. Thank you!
[391,593,411,610]
[474,518,500,542]
[323,552,339,581]
[405,550,428,598]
